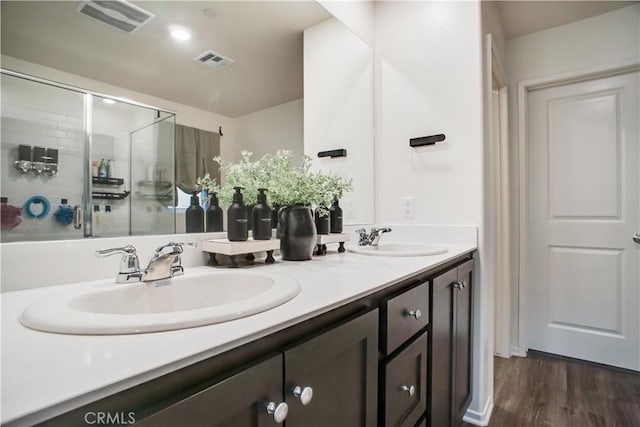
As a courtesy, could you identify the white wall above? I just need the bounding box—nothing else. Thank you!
[304,17,375,225]
[374,1,483,225]
[318,0,375,47]
[373,0,490,421]
[505,3,640,354]
[234,99,303,163]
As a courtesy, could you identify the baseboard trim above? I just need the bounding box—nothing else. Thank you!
[511,346,527,357]
[463,397,494,426]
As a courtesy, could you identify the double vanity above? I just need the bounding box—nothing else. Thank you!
[1,227,476,427]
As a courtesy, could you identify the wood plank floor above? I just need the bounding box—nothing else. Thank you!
[471,351,640,427]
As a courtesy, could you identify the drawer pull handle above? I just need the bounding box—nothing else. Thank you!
[401,385,416,396]
[293,385,314,405]
[266,401,288,423]
[407,309,422,319]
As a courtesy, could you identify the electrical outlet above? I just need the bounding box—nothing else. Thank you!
[401,197,414,218]
[344,198,355,219]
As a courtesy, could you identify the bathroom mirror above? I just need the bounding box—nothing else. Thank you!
[0,1,374,242]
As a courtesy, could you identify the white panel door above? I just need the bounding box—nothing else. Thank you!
[527,72,639,370]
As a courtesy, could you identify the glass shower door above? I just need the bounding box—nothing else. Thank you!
[130,114,176,235]
[0,73,85,242]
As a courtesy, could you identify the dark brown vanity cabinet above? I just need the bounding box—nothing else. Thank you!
[138,309,378,427]
[35,254,475,427]
[430,259,474,427]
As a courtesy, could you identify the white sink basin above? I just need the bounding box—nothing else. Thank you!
[347,242,448,257]
[20,270,300,335]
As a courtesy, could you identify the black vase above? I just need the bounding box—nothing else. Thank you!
[314,207,330,234]
[277,205,317,261]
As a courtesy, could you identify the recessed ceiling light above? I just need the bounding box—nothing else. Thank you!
[103,99,116,104]
[169,25,192,41]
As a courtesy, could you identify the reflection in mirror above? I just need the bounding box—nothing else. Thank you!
[0,1,374,241]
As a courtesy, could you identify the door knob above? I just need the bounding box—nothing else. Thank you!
[293,385,314,405]
[266,401,288,423]
[633,233,640,244]
[453,281,462,290]
[401,385,416,396]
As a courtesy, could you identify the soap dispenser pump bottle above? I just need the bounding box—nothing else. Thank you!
[185,192,204,233]
[252,188,272,240]
[329,197,343,233]
[227,186,248,241]
[206,192,223,232]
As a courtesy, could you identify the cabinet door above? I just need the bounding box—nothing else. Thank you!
[430,268,457,427]
[283,309,378,427]
[453,260,473,423]
[137,355,284,427]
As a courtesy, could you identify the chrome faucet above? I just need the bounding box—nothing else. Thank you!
[355,227,392,246]
[96,242,196,284]
[144,241,196,282]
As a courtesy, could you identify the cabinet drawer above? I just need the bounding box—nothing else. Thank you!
[382,281,429,354]
[383,332,428,427]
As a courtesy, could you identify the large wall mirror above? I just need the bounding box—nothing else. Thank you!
[0,1,374,242]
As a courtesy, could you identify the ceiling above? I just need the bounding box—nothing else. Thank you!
[0,1,331,117]
[495,1,638,40]
[2,1,635,117]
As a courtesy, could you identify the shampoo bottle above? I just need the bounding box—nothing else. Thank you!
[185,192,204,233]
[98,158,108,178]
[206,192,224,232]
[227,187,248,241]
[251,188,272,240]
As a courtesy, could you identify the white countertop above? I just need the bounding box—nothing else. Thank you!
[1,243,475,426]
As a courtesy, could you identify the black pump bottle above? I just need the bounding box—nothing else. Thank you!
[185,192,204,233]
[329,197,343,233]
[252,188,272,240]
[206,192,223,232]
[227,187,248,241]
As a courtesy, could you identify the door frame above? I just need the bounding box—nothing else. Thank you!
[486,34,511,359]
[515,58,640,357]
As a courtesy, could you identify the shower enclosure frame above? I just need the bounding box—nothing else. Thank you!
[0,68,176,238]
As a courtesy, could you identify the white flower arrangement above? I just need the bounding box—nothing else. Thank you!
[200,150,352,215]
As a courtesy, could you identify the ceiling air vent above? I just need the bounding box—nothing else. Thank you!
[194,50,234,69]
[76,0,155,33]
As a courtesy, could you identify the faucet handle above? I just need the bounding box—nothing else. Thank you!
[371,227,392,233]
[153,241,197,255]
[96,245,137,257]
[355,229,369,246]
[95,245,141,283]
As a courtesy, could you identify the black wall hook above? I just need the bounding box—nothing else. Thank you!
[409,134,446,147]
[318,149,347,158]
